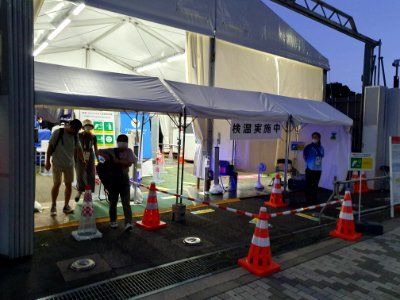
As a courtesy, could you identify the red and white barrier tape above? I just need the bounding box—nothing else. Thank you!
[131,181,343,219]
[132,181,259,219]
[269,199,343,218]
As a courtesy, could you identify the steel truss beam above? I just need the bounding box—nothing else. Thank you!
[270,0,379,46]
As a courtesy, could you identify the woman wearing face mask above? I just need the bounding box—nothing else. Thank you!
[98,134,137,231]
[303,132,324,205]
[75,119,99,202]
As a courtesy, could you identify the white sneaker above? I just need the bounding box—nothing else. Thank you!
[124,223,133,232]
[50,205,57,216]
[109,222,118,229]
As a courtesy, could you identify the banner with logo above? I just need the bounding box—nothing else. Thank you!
[230,120,281,140]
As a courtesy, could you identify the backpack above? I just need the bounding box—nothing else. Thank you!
[53,128,78,152]
[96,148,123,192]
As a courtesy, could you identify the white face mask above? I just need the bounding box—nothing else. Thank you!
[312,139,319,144]
[84,126,92,132]
[117,142,128,149]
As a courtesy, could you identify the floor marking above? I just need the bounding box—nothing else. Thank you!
[295,213,319,222]
[191,208,215,215]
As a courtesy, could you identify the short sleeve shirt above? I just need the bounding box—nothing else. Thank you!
[49,129,82,168]
[103,148,137,176]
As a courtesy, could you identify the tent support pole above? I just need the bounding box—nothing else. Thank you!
[175,113,182,204]
[172,112,186,222]
[180,111,187,202]
[205,35,216,192]
[133,112,139,201]
[283,116,292,193]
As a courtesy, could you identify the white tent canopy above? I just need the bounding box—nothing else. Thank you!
[35,62,182,113]
[84,0,329,70]
[166,80,353,126]
[35,62,352,127]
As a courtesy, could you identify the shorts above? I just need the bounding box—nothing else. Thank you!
[53,165,74,185]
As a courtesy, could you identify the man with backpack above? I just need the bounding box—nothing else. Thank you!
[45,119,84,216]
[98,134,137,231]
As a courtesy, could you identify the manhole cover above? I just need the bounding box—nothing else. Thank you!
[183,237,201,245]
[70,258,96,271]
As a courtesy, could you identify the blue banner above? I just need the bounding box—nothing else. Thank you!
[120,112,152,159]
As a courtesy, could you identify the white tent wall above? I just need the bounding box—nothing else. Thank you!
[299,125,351,190]
[186,32,211,179]
[213,39,324,173]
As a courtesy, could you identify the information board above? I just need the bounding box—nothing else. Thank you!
[79,110,115,148]
[349,153,374,171]
[230,120,281,140]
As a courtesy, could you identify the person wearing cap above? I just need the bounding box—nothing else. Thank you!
[46,119,84,215]
[74,119,99,202]
[303,132,325,205]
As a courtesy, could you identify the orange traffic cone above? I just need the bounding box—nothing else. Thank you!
[329,190,361,241]
[238,207,280,276]
[264,174,287,208]
[136,182,167,231]
[359,172,370,193]
[178,148,184,164]
[352,171,360,193]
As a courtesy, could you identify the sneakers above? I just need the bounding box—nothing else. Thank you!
[74,192,82,203]
[62,205,74,214]
[109,222,118,229]
[124,223,133,232]
[50,205,57,216]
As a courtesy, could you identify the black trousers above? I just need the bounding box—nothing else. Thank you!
[305,168,322,205]
[108,183,132,225]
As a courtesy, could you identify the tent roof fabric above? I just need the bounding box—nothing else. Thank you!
[165,80,353,127]
[34,62,183,113]
[35,62,351,127]
[165,80,287,121]
[85,0,329,70]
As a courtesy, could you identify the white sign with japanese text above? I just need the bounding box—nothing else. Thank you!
[230,120,281,140]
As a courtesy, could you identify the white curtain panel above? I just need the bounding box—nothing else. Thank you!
[159,115,171,151]
[186,32,211,178]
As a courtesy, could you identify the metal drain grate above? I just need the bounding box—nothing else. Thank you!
[39,246,247,300]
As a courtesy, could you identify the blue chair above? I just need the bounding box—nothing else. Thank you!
[219,160,236,191]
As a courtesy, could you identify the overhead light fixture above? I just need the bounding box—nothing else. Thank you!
[166,53,185,63]
[136,62,161,73]
[48,18,71,41]
[72,3,86,16]
[33,42,49,57]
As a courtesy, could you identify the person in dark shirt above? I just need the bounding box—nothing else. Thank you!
[303,132,324,205]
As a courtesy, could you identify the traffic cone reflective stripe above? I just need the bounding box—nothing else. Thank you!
[238,207,280,277]
[265,174,287,208]
[329,191,361,241]
[135,182,167,231]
